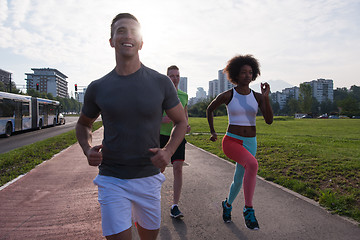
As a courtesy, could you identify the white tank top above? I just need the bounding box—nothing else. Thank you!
[227,88,258,126]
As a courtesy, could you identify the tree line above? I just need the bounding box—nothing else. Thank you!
[3,81,358,118]
[188,85,360,118]
[1,82,81,114]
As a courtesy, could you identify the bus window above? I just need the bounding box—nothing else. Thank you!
[1,99,15,117]
[22,102,30,117]
[39,104,44,115]
[0,99,3,117]
[49,105,55,115]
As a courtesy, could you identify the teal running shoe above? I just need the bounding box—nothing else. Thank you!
[222,199,232,223]
[243,207,259,230]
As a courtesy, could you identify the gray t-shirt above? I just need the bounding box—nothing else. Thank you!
[82,64,179,179]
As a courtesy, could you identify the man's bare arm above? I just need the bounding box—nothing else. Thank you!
[149,103,187,172]
[76,113,103,166]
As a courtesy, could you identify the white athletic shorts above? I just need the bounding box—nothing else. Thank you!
[93,173,166,236]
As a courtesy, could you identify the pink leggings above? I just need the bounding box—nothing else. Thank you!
[222,134,258,207]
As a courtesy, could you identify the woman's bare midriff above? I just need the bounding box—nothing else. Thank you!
[227,124,256,138]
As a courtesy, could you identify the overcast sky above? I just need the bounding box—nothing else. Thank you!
[1,0,359,98]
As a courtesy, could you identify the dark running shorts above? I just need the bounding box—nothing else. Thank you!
[160,134,186,163]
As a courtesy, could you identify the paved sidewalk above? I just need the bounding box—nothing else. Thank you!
[0,127,359,239]
[0,129,103,239]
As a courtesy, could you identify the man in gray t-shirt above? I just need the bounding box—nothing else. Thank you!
[76,13,187,240]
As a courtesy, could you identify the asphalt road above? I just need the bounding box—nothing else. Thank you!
[0,116,79,154]
[0,127,359,239]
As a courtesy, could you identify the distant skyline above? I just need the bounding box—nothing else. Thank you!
[1,0,359,98]
[250,79,294,93]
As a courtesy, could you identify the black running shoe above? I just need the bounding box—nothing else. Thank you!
[222,198,232,223]
[243,207,259,230]
[170,205,184,218]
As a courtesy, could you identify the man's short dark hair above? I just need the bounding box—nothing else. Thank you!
[111,13,139,38]
[167,65,179,75]
[224,54,260,85]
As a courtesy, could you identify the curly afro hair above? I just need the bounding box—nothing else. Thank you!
[223,54,260,85]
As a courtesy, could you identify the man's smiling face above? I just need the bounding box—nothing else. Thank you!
[110,18,143,58]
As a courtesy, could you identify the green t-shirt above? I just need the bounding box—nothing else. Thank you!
[160,89,188,136]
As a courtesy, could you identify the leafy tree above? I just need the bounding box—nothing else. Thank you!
[188,98,227,118]
[350,85,360,102]
[0,82,6,91]
[299,83,313,113]
[0,81,20,93]
[311,98,320,115]
[286,98,301,116]
[188,101,208,117]
[46,92,54,100]
[271,101,280,115]
[26,89,40,97]
[338,96,360,116]
[334,87,348,102]
[319,99,336,114]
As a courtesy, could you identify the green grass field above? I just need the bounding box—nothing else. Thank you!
[187,116,360,222]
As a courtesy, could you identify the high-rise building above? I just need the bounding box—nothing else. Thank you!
[283,86,300,100]
[304,78,333,102]
[25,68,68,98]
[218,69,234,93]
[179,77,187,93]
[0,69,12,90]
[271,86,299,109]
[77,87,87,104]
[208,79,219,98]
[271,91,287,109]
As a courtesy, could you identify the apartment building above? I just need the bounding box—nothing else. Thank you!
[218,69,234,93]
[0,69,12,90]
[271,79,333,109]
[208,79,219,98]
[304,78,333,103]
[25,68,68,98]
[179,77,188,93]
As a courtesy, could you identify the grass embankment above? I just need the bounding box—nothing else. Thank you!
[0,121,103,186]
[187,116,360,223]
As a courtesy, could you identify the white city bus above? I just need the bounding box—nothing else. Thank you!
[0,91,64,137]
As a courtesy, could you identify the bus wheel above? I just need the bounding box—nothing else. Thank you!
[53,118,56,127]
[5,122,12,137]
[38,120,43,129]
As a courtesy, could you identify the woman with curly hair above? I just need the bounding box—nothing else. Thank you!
[206,54,273,230]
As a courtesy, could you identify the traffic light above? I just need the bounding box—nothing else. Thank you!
[36,83,39,90]
[75,84,78,91]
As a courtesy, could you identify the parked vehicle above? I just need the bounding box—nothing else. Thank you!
[318,114,328,119]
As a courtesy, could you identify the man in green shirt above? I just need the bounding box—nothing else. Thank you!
[160,65,191,219]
